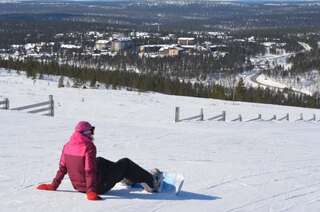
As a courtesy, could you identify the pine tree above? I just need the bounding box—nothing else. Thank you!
[90,76,97,88]
[235,78,246,101]
[66,81,71,88]
[58,76,65,88]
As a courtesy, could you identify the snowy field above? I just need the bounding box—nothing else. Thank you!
[1,69,320,212]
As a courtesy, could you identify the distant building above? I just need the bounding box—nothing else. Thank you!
[131,32,150,39]
[140,45,163,53]
[138,45,165,58]
[60,44,81,49]
[275,48,286,55]
[159,45,183,57]
[95,40,110,51]
[177,37,195,45]
[111,37,134,52]
[209,45,227,52]
[248,36,255,42]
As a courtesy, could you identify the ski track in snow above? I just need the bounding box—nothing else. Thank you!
[207,164,320,190]
[226,182,320,212]
[2,69,320,212]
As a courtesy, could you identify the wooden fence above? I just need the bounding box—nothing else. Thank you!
[175,107,225,122]
[175,107,204,122]
[174,106,317,123]
[1,95,54,117]
[0,98,9,110]
[207,111,226,121]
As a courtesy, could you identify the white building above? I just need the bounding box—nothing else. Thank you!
[60,44,81,49]
[95,40,110,51]
[159,45,184,57]
[111,37,134,52]
[177,37,195,45]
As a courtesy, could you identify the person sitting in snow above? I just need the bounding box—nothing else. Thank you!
[36,121,162,200]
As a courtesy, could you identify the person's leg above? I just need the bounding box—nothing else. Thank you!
[117,159,162,192]
[115,158,154,188]
[96,157,119,194]
[96,157,154,194]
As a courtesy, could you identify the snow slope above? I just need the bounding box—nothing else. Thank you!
[1,68,320,212]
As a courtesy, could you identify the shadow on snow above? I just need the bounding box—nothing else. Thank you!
[56,188,221,201]
[105,188,220,201]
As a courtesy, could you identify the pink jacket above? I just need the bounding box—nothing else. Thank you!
[52,122,97,193]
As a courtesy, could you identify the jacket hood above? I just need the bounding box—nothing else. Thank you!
[68,121,94,144]
[75,121,93,133]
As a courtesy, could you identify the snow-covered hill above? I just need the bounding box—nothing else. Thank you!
[1,68,320,212]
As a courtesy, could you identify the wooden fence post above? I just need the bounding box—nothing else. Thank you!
[0,98,9,110]
[49,95,54,117]
[200,108,204,121]
[5,98,9,110]
[175,107,180,122]
[308,114,316,122]
[278,113,289,121]
[268,115,277,121]
[221,111,226,121]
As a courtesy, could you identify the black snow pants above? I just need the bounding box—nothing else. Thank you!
[96,157,154,194]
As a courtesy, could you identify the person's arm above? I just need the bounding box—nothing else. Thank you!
[51,148,67,189]
[37,148,67,191]
[85,143,101,200]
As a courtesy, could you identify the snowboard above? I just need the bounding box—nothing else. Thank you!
[131,172,184,195]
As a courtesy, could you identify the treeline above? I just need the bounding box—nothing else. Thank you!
[0,58,320,109]
[64,52,252,80]
[289,49,320,75]
[0,15,130,48]
[266,48,320,78]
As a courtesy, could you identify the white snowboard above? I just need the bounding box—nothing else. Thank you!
[160,172,184,195]
[130,172,184,195]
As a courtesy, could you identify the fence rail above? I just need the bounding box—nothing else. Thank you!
[0,95,54,117]
[232,115,242,122]
[265,115,277,121]
[175,107,203,122]
[208,111,226,121]
[278,113,289,121]
[11,101,51,111]
[307,114,316,122]
[247,114,262,122]
[174,107,318,123]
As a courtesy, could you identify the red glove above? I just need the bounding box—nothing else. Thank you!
[86,191,102,200]
[37,183,56,191]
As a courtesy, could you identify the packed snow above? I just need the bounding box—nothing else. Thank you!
[1,68,320,212]
[255,74,313,96]
[255,74,287,89]
[298,42,312,52]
